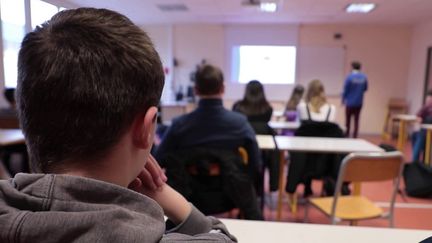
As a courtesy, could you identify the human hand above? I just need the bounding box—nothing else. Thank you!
[128,155,167,194]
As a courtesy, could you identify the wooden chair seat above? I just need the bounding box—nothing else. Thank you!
[310,195,383,220]
[305,151,404,227]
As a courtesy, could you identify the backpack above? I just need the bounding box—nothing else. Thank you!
[403,162,432,198]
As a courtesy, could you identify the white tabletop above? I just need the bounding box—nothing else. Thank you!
[421,124,432,130]
[272,110,284,118]
[256,135,276,150]
[392,114,418,121]
[268,121,300,130]
[275,136,383,153]
[221,219,432,243]
[0,129,25,146]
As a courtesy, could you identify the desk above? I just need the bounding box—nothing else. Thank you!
[0,129,25,146]
[392,114,418,150]
[221,218,432,243]
[272,110,285,120]
[421,124,432,165]
[256,135,276,150]
[268,121,300,131]
[274,136,384,220]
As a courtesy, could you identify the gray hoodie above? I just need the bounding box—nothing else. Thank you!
[0,173,237,242]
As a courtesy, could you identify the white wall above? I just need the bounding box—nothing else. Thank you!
[172,24,225,96]
[147,23,412,134]
[141,25,174,102]
[406,20,432,114]
[299,24,412,134]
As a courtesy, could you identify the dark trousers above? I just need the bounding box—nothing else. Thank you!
[345,106,362,138]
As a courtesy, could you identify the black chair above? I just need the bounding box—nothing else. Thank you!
[160,147,263,220]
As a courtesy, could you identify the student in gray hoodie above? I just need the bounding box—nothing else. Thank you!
[0,8,236,243]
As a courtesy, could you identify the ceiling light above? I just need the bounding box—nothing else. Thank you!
[260,2,277,12]
[345,3,376,13]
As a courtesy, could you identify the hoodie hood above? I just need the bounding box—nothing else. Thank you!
[0,173,165,242]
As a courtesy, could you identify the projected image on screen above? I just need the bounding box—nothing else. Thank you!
[233,45,296,84]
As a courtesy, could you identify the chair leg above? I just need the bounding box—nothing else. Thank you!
[389,214,394,228]
[350,220,358,226]
[304,201,309,223]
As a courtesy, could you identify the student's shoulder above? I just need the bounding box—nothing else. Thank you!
[170,112,194,127]
[224,109,248,123]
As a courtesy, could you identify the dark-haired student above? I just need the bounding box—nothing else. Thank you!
[156,65,263,220]
[0,88,30,175]
[412,90,432,162]
[0,8,236,242]
[232,80,279,208]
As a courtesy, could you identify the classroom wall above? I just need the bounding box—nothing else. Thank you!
[298,24,411,134]
[406,20,432,114]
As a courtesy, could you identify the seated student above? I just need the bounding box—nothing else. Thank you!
[297,79,336,122]
[286,79,345,197]
[0,88,29,175]
[284,84,305,122]
[0,8,236,242]
[281,84,305,136]
[0,88,18,118]
[233,80,273,134]
[232,80,279,208]
[412,90,432,162]
[156,65,263,220]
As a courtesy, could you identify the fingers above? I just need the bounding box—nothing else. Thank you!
[128,177,142,191]
[141,167,158,191]
[147,155,167,183]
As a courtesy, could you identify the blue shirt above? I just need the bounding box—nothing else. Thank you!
[155,98,261,172]
[342,71,368,107]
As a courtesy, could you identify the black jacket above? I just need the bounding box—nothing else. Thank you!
[285,121,346,193]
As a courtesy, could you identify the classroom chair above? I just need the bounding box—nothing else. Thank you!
[160,146,263,220]
[305,151,404,227]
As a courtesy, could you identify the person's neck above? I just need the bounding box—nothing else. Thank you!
[198,94,223,99]
[58,142,135,188]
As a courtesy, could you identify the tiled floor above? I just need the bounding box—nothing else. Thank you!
[223,135,432,230]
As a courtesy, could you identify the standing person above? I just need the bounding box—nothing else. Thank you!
[0,8,236,242]
[342,61,368,138]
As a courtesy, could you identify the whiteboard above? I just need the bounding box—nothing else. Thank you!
[297,46,346,96]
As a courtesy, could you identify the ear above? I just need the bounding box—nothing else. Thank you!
[132,106,158,149]
[220,84,225,94]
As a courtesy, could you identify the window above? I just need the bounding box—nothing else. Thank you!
[232,45,297,84]
[31,0,59,29]
[0,0,66,88]
[1,0,26,88]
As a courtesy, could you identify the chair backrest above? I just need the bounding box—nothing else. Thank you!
[331,151,404,220]
[161,147,255,215]
[341,152,404,182]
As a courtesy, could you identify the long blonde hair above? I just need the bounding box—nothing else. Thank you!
[305,79,326,113]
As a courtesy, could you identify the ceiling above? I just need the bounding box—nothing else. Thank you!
[49,0,432,25]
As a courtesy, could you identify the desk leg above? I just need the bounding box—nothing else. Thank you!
[277,150,286,221]
[397,120,406,151]
[353,182,361,196]
[426,130,431,166]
